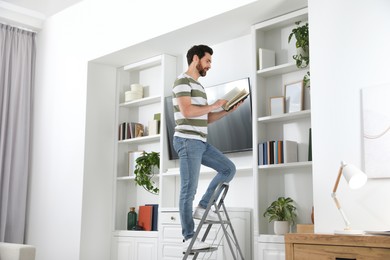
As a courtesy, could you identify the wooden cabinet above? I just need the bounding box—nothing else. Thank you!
[285,233,390,260]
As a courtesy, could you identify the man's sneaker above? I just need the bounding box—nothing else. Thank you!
[193,206,220,222]
[183,238,211,253]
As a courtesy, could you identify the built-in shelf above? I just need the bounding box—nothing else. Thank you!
[257,62,299,78]
[257,110,311,123]
[119,96,161,108]
[117,174,159,181]
[258,161,312,170]
[117,176,135,181]
[113,230,159,238]
[257,234,285,243]
[163,165,253,177]
[118,134,160,145]
[123,55,162,72]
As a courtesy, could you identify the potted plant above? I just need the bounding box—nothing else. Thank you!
[263,197,297,235]
[134,151,160,194]
[288,21,310,87]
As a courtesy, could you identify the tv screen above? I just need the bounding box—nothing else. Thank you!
[165,77,253,160]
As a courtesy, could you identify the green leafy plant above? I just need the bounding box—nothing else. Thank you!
[263,197,297,224]
[288,21,310,87]
[134,151,160,194]
[288,21,309,68]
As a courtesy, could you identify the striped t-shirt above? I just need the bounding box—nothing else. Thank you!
[172,73,208,142]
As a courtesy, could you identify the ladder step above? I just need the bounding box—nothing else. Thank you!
[183,246,218,254]
[202,219,230,224]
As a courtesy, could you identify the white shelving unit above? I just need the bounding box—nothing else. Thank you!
[251,8,313,260]
[108,7,312,260]
[111,54,177,260]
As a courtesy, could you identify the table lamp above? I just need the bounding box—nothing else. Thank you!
[331,161,367,235]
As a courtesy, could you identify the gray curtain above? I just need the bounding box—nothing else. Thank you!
[0,23,36,243]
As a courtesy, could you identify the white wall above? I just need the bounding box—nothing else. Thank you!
[27,1,255,260]
[309,0,390,233]
[80,62,117,260]
[27,0,390,259]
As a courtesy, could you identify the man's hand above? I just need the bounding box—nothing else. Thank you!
[212,99,228,110]
[227,100,243,113]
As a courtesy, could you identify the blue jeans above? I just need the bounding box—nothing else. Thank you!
[173,136,236,240]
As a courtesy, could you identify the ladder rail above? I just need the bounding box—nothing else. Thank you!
[183,182,245,260]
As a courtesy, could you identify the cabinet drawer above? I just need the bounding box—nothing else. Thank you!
[160,212,181,225]
[294,244,390,260]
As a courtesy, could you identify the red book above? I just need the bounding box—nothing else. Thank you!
[138,205,153,231]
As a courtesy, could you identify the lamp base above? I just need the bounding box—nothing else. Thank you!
[334,229,365,235]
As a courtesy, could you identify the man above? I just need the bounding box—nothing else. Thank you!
[172,44,243,252]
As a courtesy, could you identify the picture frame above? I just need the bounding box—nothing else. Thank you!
[284,81,304,113]
[269,96,285,116]
[361,84,390,178]
[128,151,144,176]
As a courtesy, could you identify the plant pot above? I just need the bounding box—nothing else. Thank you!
[297,47,309,57]
[295,47,309,68]
[274,221,290,235]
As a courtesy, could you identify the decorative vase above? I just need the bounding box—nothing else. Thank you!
[127,207,137,230]
[274,221,290,235]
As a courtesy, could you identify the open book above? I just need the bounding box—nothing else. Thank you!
[220,86,250,111]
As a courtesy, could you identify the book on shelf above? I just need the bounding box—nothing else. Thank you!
[148,120,159,135]
[283,140,298,163]
[138,205,153,231]
[118,122,131,140]
[130,122,144,138]
[145,204,159,231]
[258,140,297,165]
[220,86,250,111]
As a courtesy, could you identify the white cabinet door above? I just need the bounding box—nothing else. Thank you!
[257,242,285,260]
[134,238,157,260]
[222,210,252,260]
[111,237,135,260]
[112,236,157,260]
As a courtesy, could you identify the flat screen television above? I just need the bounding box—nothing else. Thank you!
[165,77,253,160]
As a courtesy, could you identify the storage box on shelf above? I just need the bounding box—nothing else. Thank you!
[251,7,313,248]
[112,54,177,260]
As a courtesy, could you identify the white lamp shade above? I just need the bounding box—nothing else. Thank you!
[343,164,367,189]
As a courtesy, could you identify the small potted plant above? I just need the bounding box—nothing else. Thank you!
[288,21,310,87]
[134,151,160,194]
[263,196,297,235]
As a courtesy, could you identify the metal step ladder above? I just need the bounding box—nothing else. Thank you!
[183,182,245,260]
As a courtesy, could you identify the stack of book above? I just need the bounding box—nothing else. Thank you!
[138,204,159,231]
[118,122,144,140]
[258,140,298,165]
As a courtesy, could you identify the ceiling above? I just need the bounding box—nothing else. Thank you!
[1,0,82,17]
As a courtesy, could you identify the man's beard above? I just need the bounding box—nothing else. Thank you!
[196,63,207,77]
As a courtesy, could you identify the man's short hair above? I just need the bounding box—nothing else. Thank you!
[186,45,213,65]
